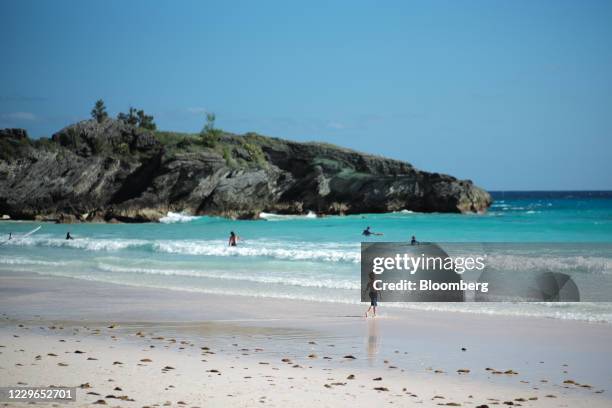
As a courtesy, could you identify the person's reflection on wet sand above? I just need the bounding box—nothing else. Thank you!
[366,318,380,366]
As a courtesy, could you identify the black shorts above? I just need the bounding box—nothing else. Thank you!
[369,291,378,306]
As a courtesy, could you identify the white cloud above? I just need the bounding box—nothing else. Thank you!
[327,121,347,130]
[186,107,208,115]
[0,111,37,122]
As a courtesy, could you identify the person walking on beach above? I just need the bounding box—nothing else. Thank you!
[364,272,380,318]
[228,231,240,247]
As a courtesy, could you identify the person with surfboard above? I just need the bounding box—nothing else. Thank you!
[65,232,74,240]
[0,226,42,246]
[362,226,383,237]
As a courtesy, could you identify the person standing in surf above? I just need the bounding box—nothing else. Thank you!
[364,272,380,318]
[228,231,240,247]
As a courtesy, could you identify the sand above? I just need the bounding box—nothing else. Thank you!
[0,271,611,407]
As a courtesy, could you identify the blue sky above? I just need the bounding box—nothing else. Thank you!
[1,0,611,190]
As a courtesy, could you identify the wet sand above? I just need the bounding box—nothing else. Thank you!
[0,272,611,407]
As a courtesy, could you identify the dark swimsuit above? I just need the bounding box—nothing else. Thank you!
[369,290,378,306]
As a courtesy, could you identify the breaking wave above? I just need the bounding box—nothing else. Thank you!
[5,235,148,252]
[259,211,317,220]
[96,263,359,290]
[159,212,201,224]
[152,240,360,263]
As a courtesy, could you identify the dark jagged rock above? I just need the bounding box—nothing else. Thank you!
[0,119,491,222]
[0,128,28,140]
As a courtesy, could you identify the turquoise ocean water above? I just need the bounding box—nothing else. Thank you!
[1,191,611,322]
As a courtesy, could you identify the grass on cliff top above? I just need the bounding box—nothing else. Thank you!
[154,129,349,153]
[154,131,198,145]
[0,136,61,161]
[153,130,269,169]
[0,136,30,160]
[152,129,400,172]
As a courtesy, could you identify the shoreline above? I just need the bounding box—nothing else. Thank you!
[1,269,610,324]
[1,271,611,407]
[0,208,476,224]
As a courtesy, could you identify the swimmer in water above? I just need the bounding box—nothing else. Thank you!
[362,226,383,237]
[65,232,73,240]
[228,231,240,247]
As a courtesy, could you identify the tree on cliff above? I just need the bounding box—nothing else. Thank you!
[91,99,108,123]
[117,107,138,126]
[200,112,221,147]
[136,109,156,130]
[117,107,157,130]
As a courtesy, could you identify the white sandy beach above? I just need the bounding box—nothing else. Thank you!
[1,271,611,407]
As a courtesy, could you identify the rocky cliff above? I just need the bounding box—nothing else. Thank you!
[0,120,491,222]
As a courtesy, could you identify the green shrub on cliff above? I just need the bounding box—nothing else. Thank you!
[91,99,108,123]
[153,131,200,155]
[90,137,106,155]
[200,112,221,148]
[117,107,157,130]
[242,141,267,167]
[116,142,130,155]
[0,136,30,161]
[222,145,237,167]
[32,137,57,151]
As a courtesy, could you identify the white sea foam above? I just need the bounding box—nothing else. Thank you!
[152,240,360,263]
[392,209,414,214]
[96,263,360,290]
[21,269,612,323]
[259,211,317,220]
[6,234,612,275]
[486,254,612,274]
[159,211,201,224]
[0,257,68,266]
[3,233,361,262]
[6,235,148,251]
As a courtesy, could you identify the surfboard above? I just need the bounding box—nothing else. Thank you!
[0,225,41,246]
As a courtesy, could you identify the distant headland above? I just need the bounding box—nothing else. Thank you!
[0,100,491,223]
